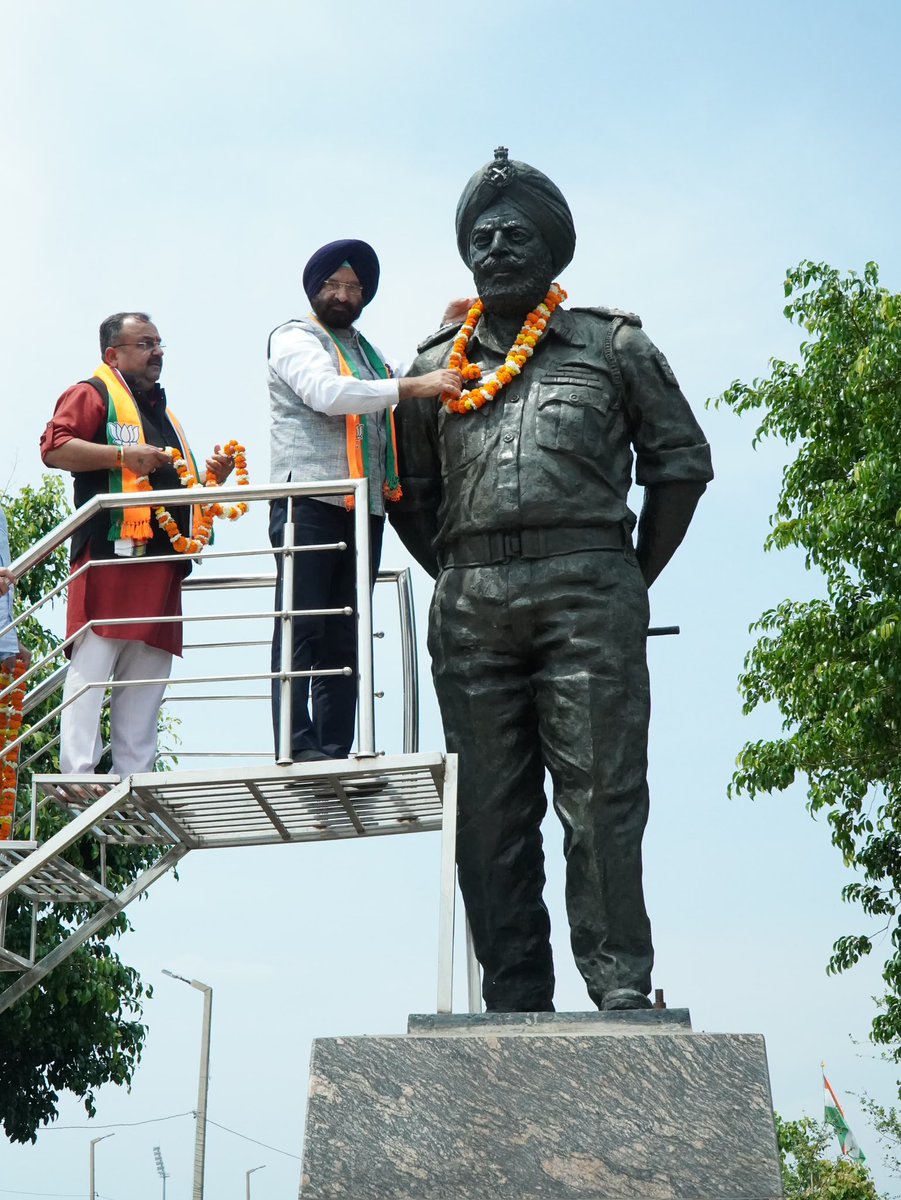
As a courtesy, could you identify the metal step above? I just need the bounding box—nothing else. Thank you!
[0,945,32,973]
[0,844,114,903]
[34,775,182,847]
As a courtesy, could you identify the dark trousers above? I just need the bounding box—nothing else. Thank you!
[429,549,653,1012]
[269,496,384,760]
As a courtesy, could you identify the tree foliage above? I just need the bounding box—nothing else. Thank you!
[715,261,901,1079]
[0,477,158,1143]
[777,1115,881,1200]
[857,1091,901,1181]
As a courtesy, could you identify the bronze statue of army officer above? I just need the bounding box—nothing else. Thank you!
[390,149,713,1013]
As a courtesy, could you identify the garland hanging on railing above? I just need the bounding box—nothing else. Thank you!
[0,658,27,840]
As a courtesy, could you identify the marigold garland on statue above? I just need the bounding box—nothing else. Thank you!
[151,439,250,555]
[441,282,568,413]
[0,658,27,840]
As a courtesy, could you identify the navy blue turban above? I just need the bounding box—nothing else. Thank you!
[302,239,381,306]
[455,151,576,276]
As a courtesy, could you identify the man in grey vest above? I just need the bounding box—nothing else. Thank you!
[391,153,713,1012]
[268,239,461,762]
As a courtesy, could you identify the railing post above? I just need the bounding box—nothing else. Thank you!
[277,506,296,766]
[396,569,419,754]
[353,479,375,756]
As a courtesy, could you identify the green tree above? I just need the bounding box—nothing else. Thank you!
[857,1091,901,1181]
[715,261,901,1083]
[0,476,157,1143]
[777,1115,881,1199]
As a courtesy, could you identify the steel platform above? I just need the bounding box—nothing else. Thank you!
[29,756,449,850]
[0,753,462,1013]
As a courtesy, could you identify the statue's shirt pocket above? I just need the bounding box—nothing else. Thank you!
[438,402,491,471]
[535,375,614,459]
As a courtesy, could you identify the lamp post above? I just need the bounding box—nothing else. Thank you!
[246,1164,266,1199]
[163,969,213,1200]
[89,1132,114,1200]
[153,1145,169,1200]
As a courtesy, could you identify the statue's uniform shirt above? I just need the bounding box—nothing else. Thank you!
[391,307,713,1011]
[396,306,712,555]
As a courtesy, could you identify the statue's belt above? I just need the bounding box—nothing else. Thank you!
[440,525,627,567]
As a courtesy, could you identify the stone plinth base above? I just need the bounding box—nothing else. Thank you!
[300,1011,782,1199]
[407,1008,693,1037]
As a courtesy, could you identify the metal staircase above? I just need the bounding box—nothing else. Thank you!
[0,478,472,1015]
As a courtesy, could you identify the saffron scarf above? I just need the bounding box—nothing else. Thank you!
[93,362,202,553]
[310,320,402,512]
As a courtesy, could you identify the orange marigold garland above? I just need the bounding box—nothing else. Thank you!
[0,658,27,840]
[442,282,568,414]
[153,439,250,555]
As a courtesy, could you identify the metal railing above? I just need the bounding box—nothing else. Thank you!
[0,478,420,801]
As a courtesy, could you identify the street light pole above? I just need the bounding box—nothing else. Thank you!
[153,1145,169,1200]
[246,1164,265,1199]
[163,969,213,1200]
[89,1133,114,1200]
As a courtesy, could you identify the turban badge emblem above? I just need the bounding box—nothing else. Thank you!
[486,145,516,188]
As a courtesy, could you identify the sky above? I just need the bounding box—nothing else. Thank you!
[3,0,901,1196]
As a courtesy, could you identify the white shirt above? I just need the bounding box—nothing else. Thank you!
[269,323,405,416]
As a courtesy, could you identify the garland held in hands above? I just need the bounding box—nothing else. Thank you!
[151,439,250,555]
[441,282,567,414]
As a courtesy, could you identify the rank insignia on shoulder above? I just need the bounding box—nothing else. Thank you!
[416,324,460,354]
[571,306,643,327]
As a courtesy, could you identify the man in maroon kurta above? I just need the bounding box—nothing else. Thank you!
[41,311,232,776]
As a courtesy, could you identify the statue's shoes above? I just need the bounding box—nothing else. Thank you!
[600,988,652,1011]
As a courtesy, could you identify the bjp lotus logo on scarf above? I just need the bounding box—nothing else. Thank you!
[108,422,142,446]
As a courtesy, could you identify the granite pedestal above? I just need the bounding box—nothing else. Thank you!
[299,1010,782,1199]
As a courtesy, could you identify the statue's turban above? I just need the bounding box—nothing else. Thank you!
[303,239,380,306]
[455,152,576,275]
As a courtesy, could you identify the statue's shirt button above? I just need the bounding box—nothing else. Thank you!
[503,433,514,442]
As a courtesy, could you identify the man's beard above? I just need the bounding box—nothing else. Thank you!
[312,297,364,329]
[120,369,159,396]
[475,262,554,317]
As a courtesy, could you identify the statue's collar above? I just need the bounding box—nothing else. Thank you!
[472,305,584,355]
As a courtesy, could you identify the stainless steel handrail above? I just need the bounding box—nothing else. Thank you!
[5,480,361,580]
[1,479,420,778]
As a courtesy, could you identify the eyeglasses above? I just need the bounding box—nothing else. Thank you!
[320,278,364,297]
[113,339,165,351]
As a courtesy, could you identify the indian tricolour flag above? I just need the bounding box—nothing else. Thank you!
[823,1073,865,1162]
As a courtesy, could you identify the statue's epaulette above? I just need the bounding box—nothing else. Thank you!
[569,306,642,328]
[416,323,461,354]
